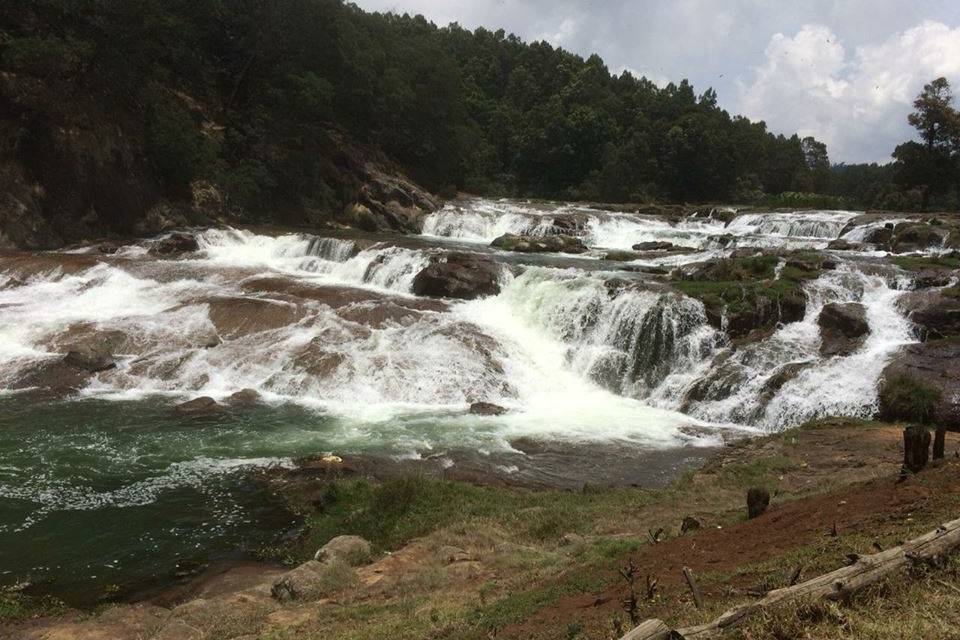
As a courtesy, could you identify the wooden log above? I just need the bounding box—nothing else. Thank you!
[933,427,946,461]
[746,487,769,519]
[621,619,673,640]
[904,425,930,473]
[619,516,960,640]
[683,566,704,609]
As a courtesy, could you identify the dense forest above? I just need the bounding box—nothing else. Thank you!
[1,0,958,231]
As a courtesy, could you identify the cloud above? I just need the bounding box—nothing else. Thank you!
[738,21,960,163]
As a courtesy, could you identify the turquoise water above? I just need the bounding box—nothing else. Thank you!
[0,397,331,603]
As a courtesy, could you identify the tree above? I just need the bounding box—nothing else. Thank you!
[900,77,959,211]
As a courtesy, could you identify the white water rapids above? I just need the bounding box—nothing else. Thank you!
[0,200,928,450]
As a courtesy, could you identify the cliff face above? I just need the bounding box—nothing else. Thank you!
[0,71,438,250]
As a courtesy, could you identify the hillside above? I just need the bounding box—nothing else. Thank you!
[0,0,829,249]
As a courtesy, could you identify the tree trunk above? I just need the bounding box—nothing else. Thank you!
[904,425,931,473]
[933,427,946,461]
[620,516,960,639]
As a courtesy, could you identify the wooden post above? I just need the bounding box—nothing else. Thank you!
[903,425,931,473]
[683,566,704,609]
[933,427,946,461]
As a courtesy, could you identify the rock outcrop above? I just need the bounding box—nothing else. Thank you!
[491,233,588,254]
[898,289,960,341]
[880,338,960,428]
[411,253,502,300]
[818,302,869,356]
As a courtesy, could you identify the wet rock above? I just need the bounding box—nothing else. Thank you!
[881,339,960,428]
[469,402,507,416]
[411,253,501,300]
[865,226,894,246]
[314,535,372,566]
[898,290,960,341]
[551,213,589,235]
[632,241,674,251]
[912,270,954,290]
[97,242,120,254]
[491,233,588,254]
[227,388,261,406]
[149,232,199,256]
[826,239,864,251]
[680,516,702,534]
[10,359,90,394]
[746,487,770,519]
[602,250,643,262]
[818,302,869,357]
[174,396,222,416]
[891,222,948,254]
[59,329,125,372]
[204,297,305,338]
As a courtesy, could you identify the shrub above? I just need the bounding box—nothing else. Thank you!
[878,374,941,424]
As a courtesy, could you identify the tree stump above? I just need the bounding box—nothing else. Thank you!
[746,488,770,519]
[933,427,946,461]
[903,425,931,473]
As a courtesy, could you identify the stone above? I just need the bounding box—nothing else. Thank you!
[632,241,674,251]
[411,253,501,300]
[818,302,869,356]
[63,345,117,373]
[314,535,372,566]
[904,291,960,341]
[746,487,770,519]
[490,233,588,254]
[469,401,507,416]
[174,396,222,416]
[226,388,261,406]
[149,232,199,256]
[903,425,931,473]
[270,560,327,602]
[437,545,474,564]
[880,339,960,428]
[826,239,863,251]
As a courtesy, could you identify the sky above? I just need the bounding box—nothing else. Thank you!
[352,0,960,164]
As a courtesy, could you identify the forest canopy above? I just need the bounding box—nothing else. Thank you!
[2,0,957,213]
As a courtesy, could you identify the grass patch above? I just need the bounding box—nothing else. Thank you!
[0,587,68,623]
[892,254,960,271]
[878,374,941,424]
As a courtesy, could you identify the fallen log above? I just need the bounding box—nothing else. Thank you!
[620,515,960,639]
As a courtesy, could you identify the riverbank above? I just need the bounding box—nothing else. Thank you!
[8,416,958,639]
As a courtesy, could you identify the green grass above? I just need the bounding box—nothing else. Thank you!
[0,588,68,623]
[892,255,960,271]
[878,374,941,424]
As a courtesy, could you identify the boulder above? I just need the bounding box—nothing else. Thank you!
[59,331,124,372]
[174,396,222,416]
[314,535,372,566]
[891,223,948,254]
[880,339,960,428]
[10,359,90,394]
[747,487,770,519]
[270,560,328,602]
[898,290,960,341]
[826,239,864,251]
[912,270,954,290]
[490,233,588,254]
[227,388,261,406]
[469,401,507,416]
[149,232,199,256]
[632,241,674,251]
[411,253,501,300]
[817,303,869,356]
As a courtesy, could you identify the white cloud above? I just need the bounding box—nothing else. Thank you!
[738,21,960,162]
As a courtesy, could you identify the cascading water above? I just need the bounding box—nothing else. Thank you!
[0,198,934,600]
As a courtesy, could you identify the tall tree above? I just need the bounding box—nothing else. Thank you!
[899,77,959,211]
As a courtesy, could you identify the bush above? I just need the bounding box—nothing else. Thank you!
[2,36,93,77]
[143,83,215,194]
[878,374,941,424]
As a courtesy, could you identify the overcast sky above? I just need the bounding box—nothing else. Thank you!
[353,0,960,164]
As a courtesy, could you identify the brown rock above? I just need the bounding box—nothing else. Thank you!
[818,302,869,356]
[174,396,222,416]
[411,253,501,300]
[469,402,507,416]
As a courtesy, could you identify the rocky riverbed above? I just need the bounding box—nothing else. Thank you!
[1,198,958,610]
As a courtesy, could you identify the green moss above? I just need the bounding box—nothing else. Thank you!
[878,374,941,424]
[892,255,960,271]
